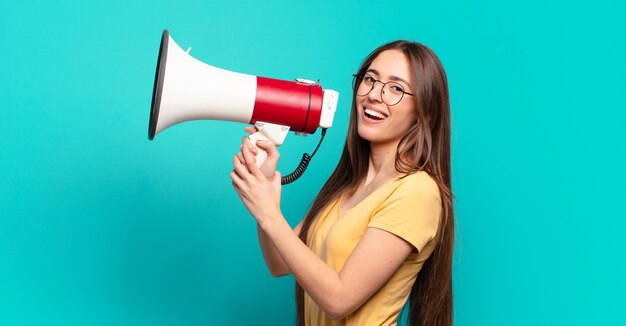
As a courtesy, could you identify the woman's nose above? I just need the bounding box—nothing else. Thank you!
[367,82,384,103]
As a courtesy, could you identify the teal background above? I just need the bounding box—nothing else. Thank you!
[1,0,625,325]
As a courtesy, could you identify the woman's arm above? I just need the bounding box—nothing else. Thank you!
[235,128,301,278]
[262,216,412,319]
[231,141,414,320]
[256,220,302,277]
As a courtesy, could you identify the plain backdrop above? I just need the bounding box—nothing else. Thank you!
[1,0,625,325]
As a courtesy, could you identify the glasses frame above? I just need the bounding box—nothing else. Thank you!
[352,73,414,106]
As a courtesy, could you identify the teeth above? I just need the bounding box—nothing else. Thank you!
[364,108,387,120]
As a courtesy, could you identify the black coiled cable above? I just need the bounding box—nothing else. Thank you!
[281,129,327,185]
[281,153,311,185]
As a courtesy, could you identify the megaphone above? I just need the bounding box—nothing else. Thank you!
[149,30,339,183]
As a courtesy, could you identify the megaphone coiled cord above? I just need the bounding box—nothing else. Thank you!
[281,128,327,185]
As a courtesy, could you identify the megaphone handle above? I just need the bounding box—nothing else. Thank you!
[248,132,270,167]
[247,122,291,167]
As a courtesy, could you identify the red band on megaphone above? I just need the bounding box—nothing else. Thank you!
[251,77,323,134]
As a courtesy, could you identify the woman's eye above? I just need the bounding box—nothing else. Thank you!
[364,75,376,84]
[390,85,404,94]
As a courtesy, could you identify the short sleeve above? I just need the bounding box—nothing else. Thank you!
[367,174,442,253]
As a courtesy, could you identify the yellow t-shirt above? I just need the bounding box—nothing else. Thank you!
[304,171,442,326]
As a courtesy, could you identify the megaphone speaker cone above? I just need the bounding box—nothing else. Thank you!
[148,29,169,140]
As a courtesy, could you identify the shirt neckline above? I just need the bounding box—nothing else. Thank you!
[335,175,401,220]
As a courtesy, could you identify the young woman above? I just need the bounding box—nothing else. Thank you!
[230,40,454,326]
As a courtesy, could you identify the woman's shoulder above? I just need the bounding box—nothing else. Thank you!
[396,171,440,193]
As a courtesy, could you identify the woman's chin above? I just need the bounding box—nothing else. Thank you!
[357,124,375,141]
[358,126,386,143]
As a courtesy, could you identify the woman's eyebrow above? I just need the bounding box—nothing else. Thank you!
[366,68,411,87]
[366,68,379,76]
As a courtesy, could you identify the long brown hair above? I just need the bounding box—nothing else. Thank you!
[296,40,454,326]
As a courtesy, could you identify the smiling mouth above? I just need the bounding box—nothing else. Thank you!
[364,107,388,121]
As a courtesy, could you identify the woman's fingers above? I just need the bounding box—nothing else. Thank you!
[241,137,259,156]
[230,161,246,190]
[241,141,263,178]
[254,140,279,177]
[230,170,243,188]
[255,140,279,159]
[233,155,252,179]
[244,126,256,135]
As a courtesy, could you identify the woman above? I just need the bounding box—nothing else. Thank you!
[230,40,454,326]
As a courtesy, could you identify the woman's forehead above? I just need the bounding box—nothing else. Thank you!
[368,49,412,84]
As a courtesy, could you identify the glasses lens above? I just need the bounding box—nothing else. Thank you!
[382,82,405,106]
[356,74,375,96]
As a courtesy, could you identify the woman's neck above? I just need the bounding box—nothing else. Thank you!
[364,140,401,185]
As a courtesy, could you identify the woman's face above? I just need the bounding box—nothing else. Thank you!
[356,49,417,146]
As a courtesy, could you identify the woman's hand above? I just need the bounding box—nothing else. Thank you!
[237,126,280,180]
[231,133,283,225]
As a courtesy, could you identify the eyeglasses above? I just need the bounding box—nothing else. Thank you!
[352,73,414,106]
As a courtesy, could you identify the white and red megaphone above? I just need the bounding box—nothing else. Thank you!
[149,30,339,171]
